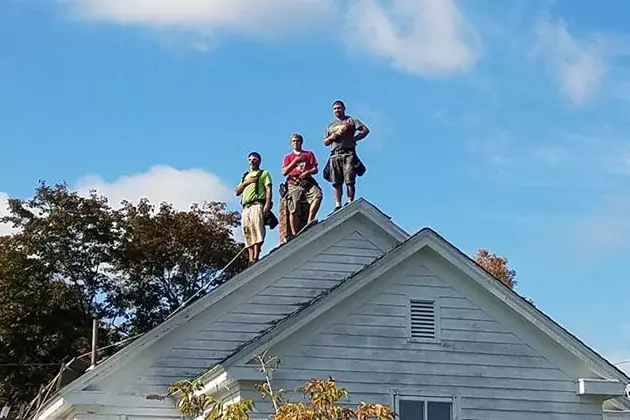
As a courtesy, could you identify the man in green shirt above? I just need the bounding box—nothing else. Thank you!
[235,152,273,263]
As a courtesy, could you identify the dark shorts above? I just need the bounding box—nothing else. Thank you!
[286,182,322,213]
[329,152,356,186]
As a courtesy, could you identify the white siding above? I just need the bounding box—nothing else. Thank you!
[250,264,603,420]
[113,231,387,394]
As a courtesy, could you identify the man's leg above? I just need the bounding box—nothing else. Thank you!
[344,154,357,204]
[250,204,266,262]
[251,243,261,261]
[330,155,345,210]
[346,184,355,203]
[242,207,255,262]
[308,198,321,222]
[333,184,343,209]
[287,185,302,236]
[289,212,298,236]
[306,185,323,223]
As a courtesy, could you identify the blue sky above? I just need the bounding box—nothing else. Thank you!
[1,0,629,372]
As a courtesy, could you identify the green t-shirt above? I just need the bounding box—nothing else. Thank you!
[241,169,272,206]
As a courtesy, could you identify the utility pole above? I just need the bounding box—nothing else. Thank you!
[0,404,10,419]
[90,319,98,368]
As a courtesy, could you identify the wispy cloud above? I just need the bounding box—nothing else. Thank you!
[573,195,630,253]
[463,122,630,192]
[344,0,480,76]
[533,15,607,106]
[59,0,481,77]
[60,0,334,34]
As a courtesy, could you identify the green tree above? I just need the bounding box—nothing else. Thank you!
[3,183,120,320]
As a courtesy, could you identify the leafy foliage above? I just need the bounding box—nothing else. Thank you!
[0,235,88,407]
[110,199,245,334]
[170,353,397,420]
[0,182,247,410]
[168,378,255,420]
[475,248,517,289]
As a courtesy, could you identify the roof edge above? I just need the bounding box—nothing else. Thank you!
[423,227,630,386]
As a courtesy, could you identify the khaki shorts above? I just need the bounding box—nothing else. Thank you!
[242,203,265,248]
[286,182,322,213]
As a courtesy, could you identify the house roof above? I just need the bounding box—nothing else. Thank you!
[217,227,630,394]
[33,198,408,413]
[34,198,630,417]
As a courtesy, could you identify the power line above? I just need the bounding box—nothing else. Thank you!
[614,360,630,366]
[0,363,60,367]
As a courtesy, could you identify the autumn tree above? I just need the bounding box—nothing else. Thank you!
[169,353,397,420]
[109,199,246,334]
[0,182,247,411]
[475,248,517,289]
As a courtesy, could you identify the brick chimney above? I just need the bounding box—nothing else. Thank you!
[279,198,309,244]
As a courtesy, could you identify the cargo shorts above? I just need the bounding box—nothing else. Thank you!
[286,182,322,214]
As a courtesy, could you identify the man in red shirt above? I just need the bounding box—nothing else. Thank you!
[282,133,323,236]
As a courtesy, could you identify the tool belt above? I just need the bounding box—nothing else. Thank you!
[330,147,355,156]
[287,175,317,187]
[242,199,265,208]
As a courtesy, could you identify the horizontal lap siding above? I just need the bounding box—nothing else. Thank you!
[137,232,385,393]
[260,268,601,420]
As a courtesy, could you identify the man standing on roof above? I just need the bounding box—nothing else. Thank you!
[235,152,273,263]
[323,100,369,211]
[282,133,323,236]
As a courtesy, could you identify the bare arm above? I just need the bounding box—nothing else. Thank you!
[281,158,301,176]
[235,177,255,196]
[323,126,337,146]
[354,124,370,141]
[323,134,336,146]
[264,184,272,215]
[302,165,318,176]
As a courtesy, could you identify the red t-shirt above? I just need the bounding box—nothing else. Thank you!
[283,150,318,179]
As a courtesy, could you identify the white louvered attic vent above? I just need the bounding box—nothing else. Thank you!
[409,300,436,340]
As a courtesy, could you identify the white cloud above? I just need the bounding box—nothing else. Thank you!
[344,0,479,76]
[0,192,15,236]
[75,165,234,210]
[534,16,607,106]
[61,0,334,34]
[59,0,482,77]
